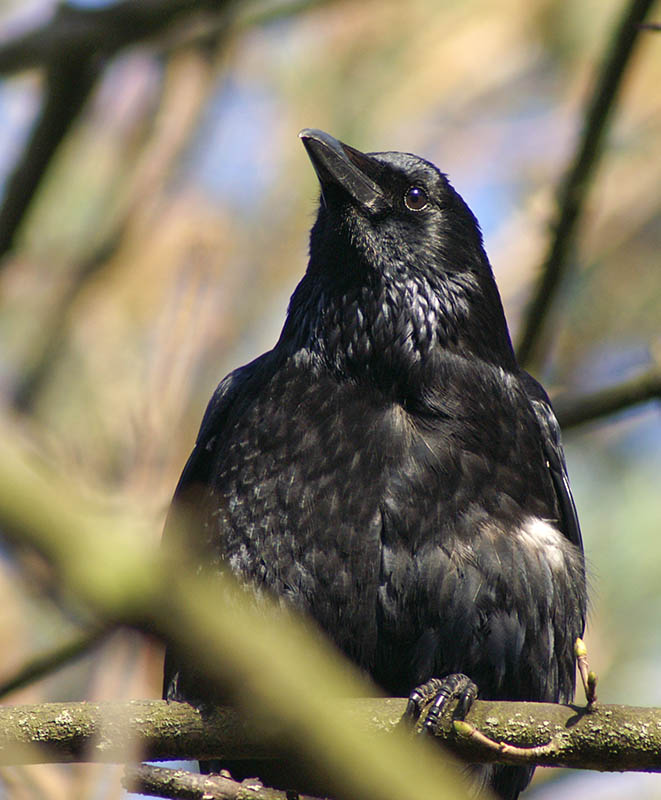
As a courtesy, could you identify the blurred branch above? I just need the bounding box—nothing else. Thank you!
[10,44,216,412]
[10,231,124,412]
[0,429,472,800]
[554,366,661,429]
[0,0,237,272]
[123,764,323,800]
[0,626,109,700]
[1,697,661,772]
[0,0,227,76]
[237,0,332,28]
[0,54,100,264]
[516,0,656,369]
[0,4,229,290]
[1,430,661,785]
[4,0,332,410]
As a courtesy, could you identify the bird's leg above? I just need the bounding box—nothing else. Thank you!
[404,673,478,736]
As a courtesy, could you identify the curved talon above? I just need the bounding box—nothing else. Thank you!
[404,677,446,722]
[406,673,478,736]
[456,678,478,718]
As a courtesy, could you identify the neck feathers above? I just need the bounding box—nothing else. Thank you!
[280,264,517,397]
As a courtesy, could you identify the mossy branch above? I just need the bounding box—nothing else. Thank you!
[0,697,660,773]
[123,763,324,800]
[553,366,661,429]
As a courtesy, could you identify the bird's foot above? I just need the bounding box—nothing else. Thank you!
[404,673,478,736]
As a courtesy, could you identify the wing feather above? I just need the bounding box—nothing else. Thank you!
[520,371,583,553]
[162,352,274,699]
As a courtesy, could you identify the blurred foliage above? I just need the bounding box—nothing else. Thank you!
[0,0,659,798]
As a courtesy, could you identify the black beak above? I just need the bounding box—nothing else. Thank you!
[299,128,388,214]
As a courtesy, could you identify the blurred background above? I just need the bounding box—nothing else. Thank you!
[0,0,659,797]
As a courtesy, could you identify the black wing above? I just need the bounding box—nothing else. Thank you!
[162,352,274,700]
[520,371,583,553]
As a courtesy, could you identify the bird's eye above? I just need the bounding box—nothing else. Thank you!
[404,186,428,212]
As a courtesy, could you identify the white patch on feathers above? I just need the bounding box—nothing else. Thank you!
[516,517,569,571]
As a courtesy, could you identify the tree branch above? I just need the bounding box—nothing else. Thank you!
[9,42,219,411]
[0,0,236,270]
[0,0,225,76]
[0,626,109,700]
[0,430,472,800]
[123,764,324,800]
[0,697,660,773]
[554,366,661,429]
[516,0,656,369]
[0,53,100,263]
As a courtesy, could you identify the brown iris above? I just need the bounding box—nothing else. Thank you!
[404,186,429,211]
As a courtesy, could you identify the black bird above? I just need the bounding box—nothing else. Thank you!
[163,129,587,799]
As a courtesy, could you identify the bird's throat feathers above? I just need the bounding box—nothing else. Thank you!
[279,150,518,391]
[280,255,517,394]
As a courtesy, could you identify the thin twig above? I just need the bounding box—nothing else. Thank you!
[0,0,224,76]
[0,627,109,700]
[553,366,661,429]
[0,0,236,268]
[0,0,237,269]
[0,54,100,263]
[453,720,559,766]
[516,0,656,369]
[10,233,124,412]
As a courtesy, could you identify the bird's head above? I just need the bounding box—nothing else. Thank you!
[286,129,516,384]
[300,128,488,287]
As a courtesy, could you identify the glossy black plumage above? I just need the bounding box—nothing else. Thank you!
[163,130,587,799]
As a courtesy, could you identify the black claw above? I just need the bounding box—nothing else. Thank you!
[456,678,478,718]
[404,677,445,722]
[406,673,478,736]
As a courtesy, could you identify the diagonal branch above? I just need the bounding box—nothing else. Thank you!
[516,0,657,369]
[0,54,100,263]
[0,430,472,800]
[0,0,225,76]
[554,366,661,429]
[0,0,235,270]
[9,42,218,411]
[0,626,109,701]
